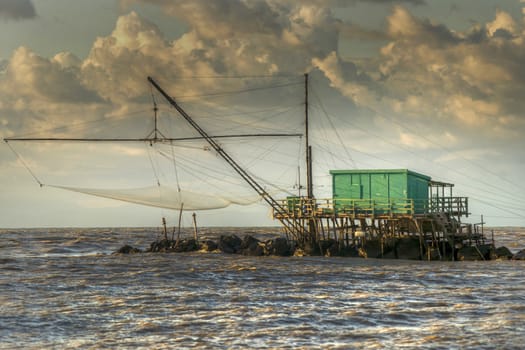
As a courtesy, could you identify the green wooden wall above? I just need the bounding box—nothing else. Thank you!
[330,169,431,214]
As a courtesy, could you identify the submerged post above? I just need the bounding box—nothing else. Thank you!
[176,203,184,246]
[162,217,168,241]
[192,212,198,240]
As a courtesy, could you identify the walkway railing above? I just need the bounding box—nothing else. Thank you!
[275,197,469,219]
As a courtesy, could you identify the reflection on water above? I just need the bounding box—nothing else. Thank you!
[1,227,524,349]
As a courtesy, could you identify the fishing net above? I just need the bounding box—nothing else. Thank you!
[6,76,308,212]
[49,184,262,211]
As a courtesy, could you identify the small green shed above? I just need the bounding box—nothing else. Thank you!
[330,169,431,214]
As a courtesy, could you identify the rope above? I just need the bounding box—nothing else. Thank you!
[169,141,181,193]
[146,143,161,187]
[311,85,357,168]
[5,141,44,187]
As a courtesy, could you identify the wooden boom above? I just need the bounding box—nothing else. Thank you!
[147,76,309,240]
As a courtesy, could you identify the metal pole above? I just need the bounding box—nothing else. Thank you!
[304,73,318,242]
[305,73,313,199]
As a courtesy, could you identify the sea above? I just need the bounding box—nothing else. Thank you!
[1,226,524,349]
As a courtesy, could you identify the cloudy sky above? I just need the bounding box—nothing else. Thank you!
[1,0,525,228]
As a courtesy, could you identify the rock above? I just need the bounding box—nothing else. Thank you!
[293,248,305,256]
[477,244,496,260]
[381,248,397,259]
[363,239,382,259]
[513,249,525,260]
[240,235,259,249]
[200,239,218,252]
[395,237,422,260]
[265,237,292,256]
[240,235,264,256]
[173,239,198,252]
[321,239,339,257]
[302,241,321,256]
[114,245,142,254]
[218,235,242,254]
[495,246,513,259]
[340,245,361,258]
[457,246,484,261]
[148,239,172,252]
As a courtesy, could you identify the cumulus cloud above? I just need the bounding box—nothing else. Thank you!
[80,3,354,105]
[6,47,101,103]
[2,1,525,148]
[486,9,518,38]
[0,47,106,139]
[0,0,36,21]
[369,5,525,139]
[347,0,426,5]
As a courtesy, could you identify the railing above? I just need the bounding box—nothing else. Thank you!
[427,197,469,217]
[275,196,469,219]
[277,197,415,218]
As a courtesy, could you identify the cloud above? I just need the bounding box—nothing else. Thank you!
[0,0,36,21]
[486,9,518,38]
[0,47,106,139]
[373,5,525,139]
[6,47,101,103]
[312,51,375,106]
[80,4,350,105]
[348,0,425,4]
[3,2,525,150]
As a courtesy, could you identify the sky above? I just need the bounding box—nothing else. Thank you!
[1,0,525,228]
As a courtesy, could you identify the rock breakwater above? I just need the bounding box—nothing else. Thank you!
[115,234,519,261]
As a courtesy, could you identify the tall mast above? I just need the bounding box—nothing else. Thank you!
[305,73,313,200]
[305,73,317,241]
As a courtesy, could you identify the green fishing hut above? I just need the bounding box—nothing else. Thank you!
[330,169,431,215]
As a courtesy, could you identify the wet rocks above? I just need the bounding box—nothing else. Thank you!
[217,235,291,256]
[264,237,292,256]
[200,239,218,252]
[148,239,172,252]
[147,239,199,253]
[240,235,264,256]
[114,245,142,254]
[173,239,199,253]
[218,235,242,254]
[457,246,484,261]
[363,239,383,259]
[513,249,525,260]
[141,233,513,261]
[495,246,513,259]
[321,239,339,257]
[395,237,422,260]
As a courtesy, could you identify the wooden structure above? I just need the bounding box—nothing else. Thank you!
[147,75,488,260]
[3,74,491,259]
[274,169,489,260]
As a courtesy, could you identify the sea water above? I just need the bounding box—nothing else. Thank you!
[1,227,524,349]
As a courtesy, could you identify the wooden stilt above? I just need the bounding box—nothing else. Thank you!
[192,212,198,241]
[162,217,168,241]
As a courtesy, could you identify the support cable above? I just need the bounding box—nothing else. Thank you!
[146,143,161,187]
[310,85,357,168]
[5,141,44,187]
[147,76,307,238]
[169,141,182,192]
